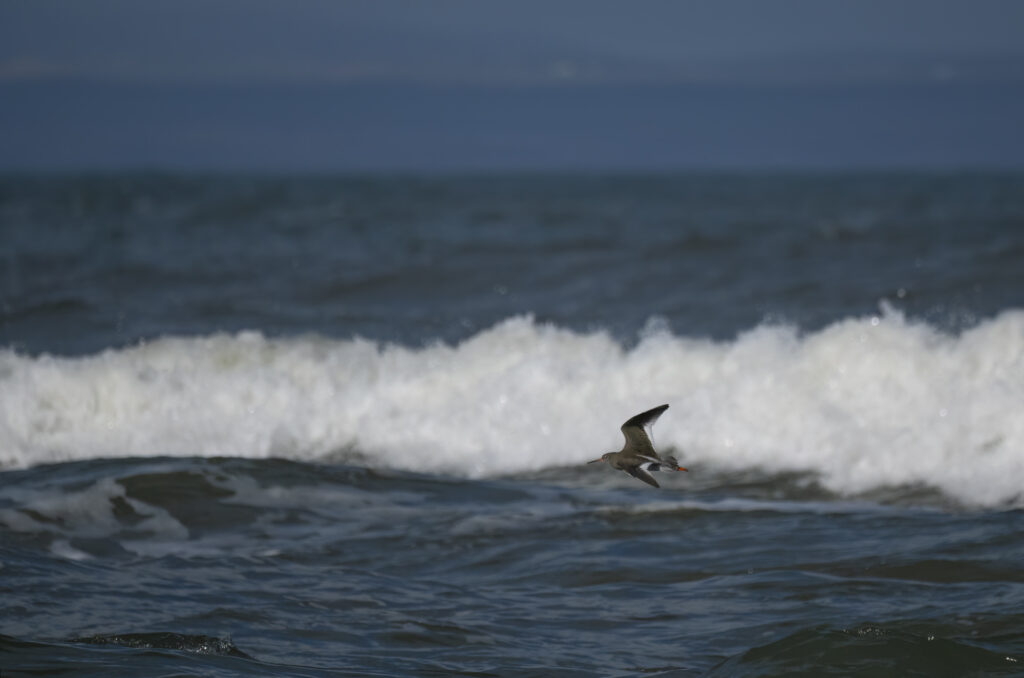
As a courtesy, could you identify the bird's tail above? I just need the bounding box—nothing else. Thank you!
[661,455,688,472]
[640,456,688,473]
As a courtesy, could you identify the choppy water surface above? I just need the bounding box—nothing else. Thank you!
[4,457,1024,676]
[2,173,1024,675]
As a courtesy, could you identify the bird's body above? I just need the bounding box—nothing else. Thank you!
[588,404,687,487]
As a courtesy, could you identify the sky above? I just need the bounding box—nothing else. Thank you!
[2,1,1024,170]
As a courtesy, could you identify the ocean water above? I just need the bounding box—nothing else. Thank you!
[2,172,1024,676]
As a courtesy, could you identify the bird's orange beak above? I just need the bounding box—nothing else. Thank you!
[587,458,603,464]
[677,466,689,472]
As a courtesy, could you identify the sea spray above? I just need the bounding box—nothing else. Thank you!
[1,309,1021,506]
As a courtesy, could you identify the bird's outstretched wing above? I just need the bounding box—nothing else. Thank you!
[626,465,660,488]
[620,404,669,457]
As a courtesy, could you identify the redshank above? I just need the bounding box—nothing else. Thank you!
[588,404,687,488]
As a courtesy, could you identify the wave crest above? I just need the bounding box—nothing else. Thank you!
[1,310,1022,507]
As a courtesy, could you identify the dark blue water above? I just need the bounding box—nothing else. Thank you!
[2,173,1024,676]
[3,173,1022,354]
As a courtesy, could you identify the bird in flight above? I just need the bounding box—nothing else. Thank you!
[588,404,687,488]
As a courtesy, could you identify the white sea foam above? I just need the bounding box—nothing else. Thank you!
[1,309,1022,507]
[0,476,189,543]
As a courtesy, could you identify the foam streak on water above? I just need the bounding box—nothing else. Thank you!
[1,308,1022,507]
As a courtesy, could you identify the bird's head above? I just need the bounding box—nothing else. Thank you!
[587,452,616,465]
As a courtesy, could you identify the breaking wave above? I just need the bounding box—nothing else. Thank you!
[1,308,1022,507]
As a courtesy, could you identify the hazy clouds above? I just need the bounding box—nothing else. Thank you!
[3,1,1023,170]
[3,1,1024,85]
